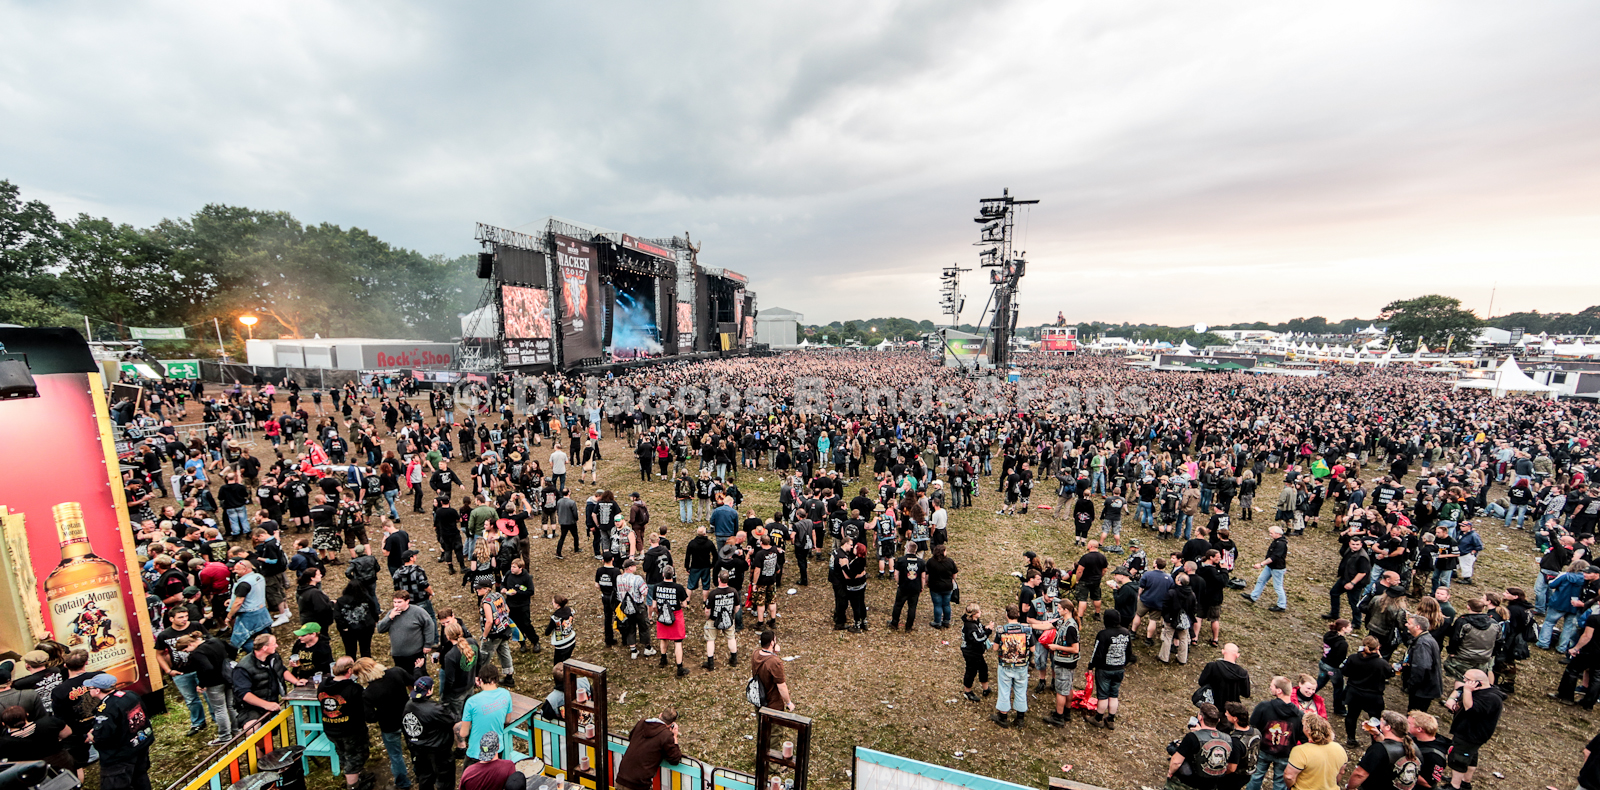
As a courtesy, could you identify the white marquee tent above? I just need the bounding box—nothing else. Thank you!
[1453,356,1557,397]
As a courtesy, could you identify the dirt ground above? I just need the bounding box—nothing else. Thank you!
[137,389,1594,790]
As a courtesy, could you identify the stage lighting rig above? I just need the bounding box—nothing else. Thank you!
[966,188,1037,369]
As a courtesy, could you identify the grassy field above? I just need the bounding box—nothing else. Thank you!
[137,399,1592,790]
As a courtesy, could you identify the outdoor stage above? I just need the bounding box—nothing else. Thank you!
[463,217,759,374]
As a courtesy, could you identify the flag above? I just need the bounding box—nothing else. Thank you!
[1310,459,1331,478]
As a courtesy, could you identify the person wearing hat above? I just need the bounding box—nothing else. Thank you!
[85,672,155,790]
[287,622,334,684]
[458,731,520,790]
[402,676,456,790]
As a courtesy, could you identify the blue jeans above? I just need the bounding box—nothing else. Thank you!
[1315,661,1345,713]
[930,591,953,627]
[1431,569,1453,591]
[1091,471,1105,495]
[996,665,1029,713]
[1535,571,1558,615]
[679,500,693,522]
[1199,489,1214,513]
[384,489,400,519]
[381,731,411,787]
[1541,610,1585,652]
[171,671,206,729]
[1505,504,1528,528]
[225,507,250,536]
[1138,501,1154,525]
[1250,567,1287,608]
[1178,514,1194,540]
[1246,754,1288,790]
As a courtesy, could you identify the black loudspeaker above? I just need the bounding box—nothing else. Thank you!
[477,252,494,279]
[0,359,38,400]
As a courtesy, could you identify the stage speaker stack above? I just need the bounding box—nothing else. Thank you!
[477,252,494,279]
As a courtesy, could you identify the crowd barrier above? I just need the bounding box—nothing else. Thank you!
[165,709,294,790]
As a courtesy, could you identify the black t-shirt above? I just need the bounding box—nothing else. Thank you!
[595,566,620,600]
[1416,736,1451,790]
[155,623,207,671]
[752,547,783,585]
[1075,552,1108,586]
[650,582,688,625]
[893,555,923,589]
[1448,685,1505,745]
[708,586,738,629]
[383,530,410,570]
[1017,584,1039,620]
[1356,741,1407,790]
[1050,620,1080,669]
[1580,731,1600,790]
[1249,699,1303,758]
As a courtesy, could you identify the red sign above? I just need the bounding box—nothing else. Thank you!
[621,234,674,260]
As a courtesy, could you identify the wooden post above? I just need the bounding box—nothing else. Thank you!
[754,707,811,790]
[562,659,609,789]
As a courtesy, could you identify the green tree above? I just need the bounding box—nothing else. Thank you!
[0,180,67,300]
[0,288,81,327]
[1378,294,1483,351]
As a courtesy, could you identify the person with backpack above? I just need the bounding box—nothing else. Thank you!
[748,631,793,712]
[1540,561,1597,653]
[616,560,652,659]
[1243,676,1303,790]
[1346,710,1423,790]
[1167,702,1237,790]
[649,567,690,677]
[1089,610,1136,731]
[1443,598,1499,680]
[703,570,739,671]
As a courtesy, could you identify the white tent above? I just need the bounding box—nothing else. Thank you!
[1454,356,1557,397]
[1176,341,1196,355]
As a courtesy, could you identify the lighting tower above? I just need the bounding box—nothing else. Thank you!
[972,188,1037,368]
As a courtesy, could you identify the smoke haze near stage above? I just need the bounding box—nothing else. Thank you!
[610,271,662,361]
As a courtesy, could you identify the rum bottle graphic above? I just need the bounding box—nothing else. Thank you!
[44,503,140,686]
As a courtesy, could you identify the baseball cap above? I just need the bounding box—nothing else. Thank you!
[83,674,118,691]
[294,622,322,636]
[401,549,420,561]
[412,675,435,699]
[478,731,501,756]
[183,585,202,595]
[472,578,493,590]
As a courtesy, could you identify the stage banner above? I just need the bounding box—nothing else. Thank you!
[0,328,161,694]
[128,326,185,340]
[554,234,603,363]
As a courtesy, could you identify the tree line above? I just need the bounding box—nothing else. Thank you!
[0,179,481,353]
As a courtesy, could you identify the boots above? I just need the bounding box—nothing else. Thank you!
[964,691,980,703]
[676,664,689,677]
[659,654,669,668]
[1011,711,1025,727]
[1044,711,1065,727]
[728,652,738,668]
[702,656,716,671]
[990,711,1010,728]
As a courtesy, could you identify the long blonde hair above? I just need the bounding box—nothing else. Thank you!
[444,622,475,664]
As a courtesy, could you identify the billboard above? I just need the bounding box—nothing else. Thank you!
[502,285,553,339]
[503,338,552,367]
[0,328,161,694]
[677,303,694,336]
[347,343,455,370]
[554,234,603,363]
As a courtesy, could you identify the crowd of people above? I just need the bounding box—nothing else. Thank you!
[9,350,1600,790]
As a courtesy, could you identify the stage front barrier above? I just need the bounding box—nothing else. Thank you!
[165,708,294,790]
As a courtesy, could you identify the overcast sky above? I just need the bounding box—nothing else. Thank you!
[4,1,1599,327]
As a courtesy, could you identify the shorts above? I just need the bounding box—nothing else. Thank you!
[265,572,288,609]
[1447,740,1482,771]
[687,568,712,591]
[878,540,896,559]
[313,528,343,552]
[1200,604,1222,620]
[1094,668,1125,699]
[1102,519,1122,536]
[703,620,732,641]
[1074,582,1102,603]
[1135,598,1156,619]
[755,583,777,606]
[288,500,310,518]
[1052,668,1076,696]
[329,730,370,774]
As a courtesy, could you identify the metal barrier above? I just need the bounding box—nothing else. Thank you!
[165,708,294,790]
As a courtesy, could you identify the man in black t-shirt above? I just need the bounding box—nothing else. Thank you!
[1347,711,1420,790]
[1167,703,1236,788]
[890,543,925,631]
[1407,711,1452,790]
[649,568,690,677]
[1443,669,1504,790]
[1043,614,1080,726]
[154,608,209,735]
[703,571,739,671]
[595,553,621,648]
[383,522,411,574]
[1072,542,1109,621]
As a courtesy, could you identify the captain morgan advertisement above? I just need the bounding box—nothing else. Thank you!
[0,358,161,694]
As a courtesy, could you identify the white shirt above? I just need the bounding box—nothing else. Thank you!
[550,450,568,474]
